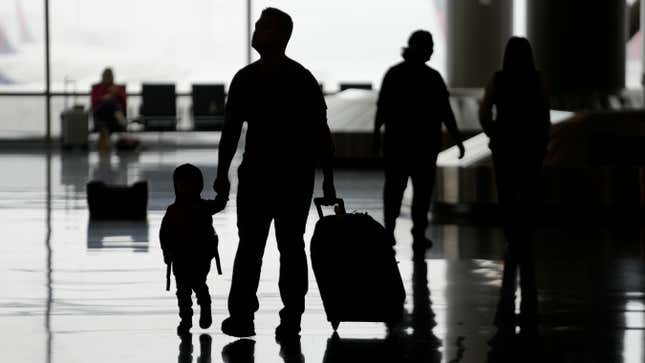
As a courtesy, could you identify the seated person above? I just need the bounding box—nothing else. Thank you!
[91,67,126,133]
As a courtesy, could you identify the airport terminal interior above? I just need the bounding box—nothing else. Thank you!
[1,1,645,363]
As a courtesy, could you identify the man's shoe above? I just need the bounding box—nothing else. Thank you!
[275,322,301,342]
[199,305,212,329]
[221,316,255,337]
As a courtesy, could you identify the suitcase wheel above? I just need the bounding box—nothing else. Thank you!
[331,321,340,331]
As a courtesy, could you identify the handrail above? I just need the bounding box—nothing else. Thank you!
[0,91,195,97]
[0,88,487,98]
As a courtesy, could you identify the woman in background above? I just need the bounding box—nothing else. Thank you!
[479,37,550,343]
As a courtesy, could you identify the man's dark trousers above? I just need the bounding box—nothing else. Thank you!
[227,169,314,326]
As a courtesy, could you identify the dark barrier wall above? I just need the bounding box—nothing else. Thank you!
[528,0,626,96]
[447,0,513,88]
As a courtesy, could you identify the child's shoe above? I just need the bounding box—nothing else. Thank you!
[177,319,192,336]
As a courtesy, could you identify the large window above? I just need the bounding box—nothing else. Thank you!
[0,0,45,92]
[251,0,446,91]
[50,0,247,93]
[0,0,46,139]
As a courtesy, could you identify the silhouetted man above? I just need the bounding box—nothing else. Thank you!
[374,30,465,249]
[213,8,336,339]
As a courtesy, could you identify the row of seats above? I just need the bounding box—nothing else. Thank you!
[91,83,374,132]
[91,83,226,132]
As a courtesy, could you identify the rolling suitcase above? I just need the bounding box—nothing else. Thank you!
[60,105,89,149]
[87,180,148,220]
[310,198,406,331]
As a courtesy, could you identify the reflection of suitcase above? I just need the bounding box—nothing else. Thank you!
[322,335,397,363]
[61,106,89,148]
[310,198,405,331]
[87,180,148,220]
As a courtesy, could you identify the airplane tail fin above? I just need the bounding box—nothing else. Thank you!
[0,24,16,54]
[16,0,34,43]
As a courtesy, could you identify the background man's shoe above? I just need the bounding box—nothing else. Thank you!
[275,322,301,342]
[199,305,212,329]
[221,317,255,337]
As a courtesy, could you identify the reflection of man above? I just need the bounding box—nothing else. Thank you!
[91,67,126,133]
[213,8,336,339]
[374,30,465,249]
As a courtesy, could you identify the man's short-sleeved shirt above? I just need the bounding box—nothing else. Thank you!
[226,58,327,173]
[377,61,449,149]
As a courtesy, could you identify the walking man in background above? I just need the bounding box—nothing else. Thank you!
[374,30,465,249]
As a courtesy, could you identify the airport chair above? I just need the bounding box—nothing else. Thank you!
[191,83,226,131]
[339,83,373,91]
[138,83,178,131]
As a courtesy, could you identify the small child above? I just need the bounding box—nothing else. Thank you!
[160,163,226,336]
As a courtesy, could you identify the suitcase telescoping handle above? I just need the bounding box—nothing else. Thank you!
[314,197,346,219]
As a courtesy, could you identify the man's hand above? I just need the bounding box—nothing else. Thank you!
[213,176,231,200]
[457,142,466,159]
[322,177,336,201]
[212,195,228,214]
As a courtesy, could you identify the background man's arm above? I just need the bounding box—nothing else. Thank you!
[441,84,465,159]
[373,72,391,154]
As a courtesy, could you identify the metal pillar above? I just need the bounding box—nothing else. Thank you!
[44,0,51,142]
[641,0,645,86]
[247,0,252,64]
[528,0,626,98]
[446,0,514,88]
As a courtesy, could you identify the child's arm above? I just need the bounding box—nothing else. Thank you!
[159,213,173,265]
[202,195,228,215]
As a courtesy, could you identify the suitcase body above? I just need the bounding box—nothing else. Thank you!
[61,106,89,148]
[87,180,148,220]
[310,198,405,330]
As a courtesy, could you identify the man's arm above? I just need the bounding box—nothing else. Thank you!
[159,213,173,265]
[440,78,465,159]
[539,77,551,156]
[373,72,391,155]
[309,72,336,200]
[213,77,244,198]
[90,85,102,110]
[319,118,336,200]
[116,85,127,111]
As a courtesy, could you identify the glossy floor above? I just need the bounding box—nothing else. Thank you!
[0,149,643,363]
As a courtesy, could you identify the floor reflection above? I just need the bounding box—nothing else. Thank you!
[86,219,150,252]
[1,149,644,363]
[278,338,305,363]
[91,151,142,185]
[407,249,442,362]
[45,149,53,363]
[221,339,255,363]
[179,333,213,363]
